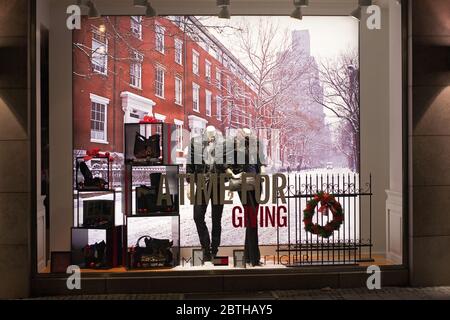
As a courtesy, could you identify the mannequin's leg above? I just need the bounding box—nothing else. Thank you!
[193,189,211,260]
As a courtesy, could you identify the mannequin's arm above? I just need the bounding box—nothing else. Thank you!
[226,168,242,179]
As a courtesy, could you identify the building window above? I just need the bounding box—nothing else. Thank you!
[192,83,200,112]
[216,96,222,121]
[92,30,108,75]
[192,50,199,75]
[206,90,212,117]
[175,76,183,105]
[90,94,109,143]
[216,70,221,89]
[154,114,166,134]
[131,16,142,40]
[130,52,143,89]
[227,77,232,93]
[155,66,165,98]
[155,24,165,54]
[174,120,184,151]
[175,39,183,65]
[205,60,212,83]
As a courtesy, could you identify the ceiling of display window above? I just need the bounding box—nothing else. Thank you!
[59,0,392,16]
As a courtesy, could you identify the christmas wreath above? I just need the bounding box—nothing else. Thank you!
[303,192,344,238]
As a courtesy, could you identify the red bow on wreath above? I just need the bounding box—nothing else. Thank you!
[318,193,332,216]
[139,115,160,124]
[84,148,113,162]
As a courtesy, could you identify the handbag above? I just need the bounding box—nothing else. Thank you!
[83,200,114,227]
[131,236,174,268]
[82,240,107,268]
[229,175,257,192]
[136,173,176,214]
[134,132,161,160]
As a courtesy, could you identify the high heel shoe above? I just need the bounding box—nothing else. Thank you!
[77,161,108,190]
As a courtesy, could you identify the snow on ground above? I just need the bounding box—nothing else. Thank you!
[75,168,359,247]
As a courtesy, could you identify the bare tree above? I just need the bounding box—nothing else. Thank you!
[214,17,315,168]
[308,50,360,171]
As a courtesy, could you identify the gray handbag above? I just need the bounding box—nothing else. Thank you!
[228,175,256,192]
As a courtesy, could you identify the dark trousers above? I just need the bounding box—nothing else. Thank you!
[238,190,261,265]
[193,183,224,255]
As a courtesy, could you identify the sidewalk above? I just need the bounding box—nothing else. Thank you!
[31,287,450,300]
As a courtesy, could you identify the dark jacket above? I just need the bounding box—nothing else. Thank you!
[186,136,227,182]
[228,136,266,175]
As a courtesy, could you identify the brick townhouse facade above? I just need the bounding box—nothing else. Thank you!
[73,15,277,165]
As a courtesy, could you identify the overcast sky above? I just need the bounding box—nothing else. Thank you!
[198,16,359,65]
[198,16,359,125]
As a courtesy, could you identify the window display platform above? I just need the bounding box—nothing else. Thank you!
[40,254,395,274]
[32,262,408,297]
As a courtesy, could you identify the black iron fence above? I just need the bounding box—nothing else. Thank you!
[277,173,373,266]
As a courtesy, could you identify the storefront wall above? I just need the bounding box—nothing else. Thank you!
[408,0,450,286]
[0,0,31,298]
[3,0,449,298]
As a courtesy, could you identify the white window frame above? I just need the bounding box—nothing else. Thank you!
[192,83,200,112]
[205,90,212,117]
[90,93,110,144]
[227,77,232,93]
[175,76,183,106]
[130,51,143,89]
[175,38,183,65]
[155,66,165,98]
[216,96,222,121]
[205,60,212,83]
[192,50,200,75]
[92,30,108,75]
[216,69,221,89]
[131,16,143,40]
[155,24,165,54]
[154,113,166,134]
[174,119,184,152]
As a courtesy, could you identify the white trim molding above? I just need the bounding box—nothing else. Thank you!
[188,114,208,136]
[386,190,403,264]
[90,93,110,105]
[174,119,184,126]
[154,113,167,122]
[120,91,156,123]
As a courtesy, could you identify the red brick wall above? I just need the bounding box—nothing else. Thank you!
[73,16,263,155]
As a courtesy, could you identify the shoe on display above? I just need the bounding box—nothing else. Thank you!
[203,248,212,262]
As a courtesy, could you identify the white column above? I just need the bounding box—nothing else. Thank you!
[385,0,403,264]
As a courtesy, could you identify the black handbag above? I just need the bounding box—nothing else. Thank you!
[134,132,161,160]
[136,173,177,214]
[82,240,107,268]
[83,200,114,227]
[131,236,173,268]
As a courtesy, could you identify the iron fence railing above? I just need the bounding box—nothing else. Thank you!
[277,173,373,267]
